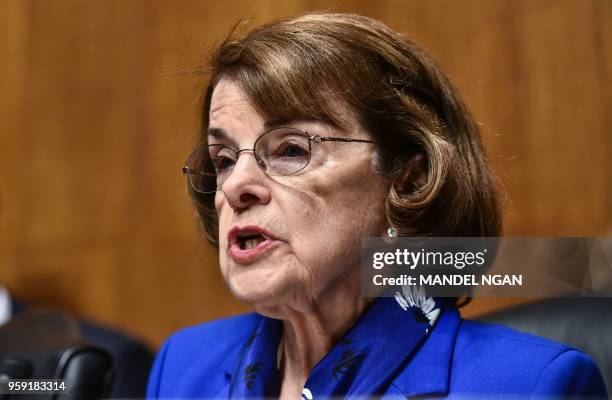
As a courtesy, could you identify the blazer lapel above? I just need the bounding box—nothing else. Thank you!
[221,314,264,380]
[387,306,462,398]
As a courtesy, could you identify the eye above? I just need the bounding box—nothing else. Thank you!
[277,142,309,158]
[209,145,237,172]
[212,156,235,171]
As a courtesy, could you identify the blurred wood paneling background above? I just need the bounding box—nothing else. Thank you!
[0,0,610,348]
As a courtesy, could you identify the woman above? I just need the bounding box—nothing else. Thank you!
[148,13,606,399]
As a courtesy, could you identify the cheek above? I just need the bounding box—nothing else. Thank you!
[311,160,387,231]
[215,193,231,237]
[215,194,230,272]
[283,161,387,271]
[214,191,224,215]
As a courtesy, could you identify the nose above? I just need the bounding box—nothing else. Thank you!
[220,151,272,211]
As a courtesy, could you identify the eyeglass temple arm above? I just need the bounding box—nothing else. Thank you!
[182,166,215,176]
[311,135,377,144]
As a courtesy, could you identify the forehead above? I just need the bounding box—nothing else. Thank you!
[207,78,367,142]
[209,80,265,130]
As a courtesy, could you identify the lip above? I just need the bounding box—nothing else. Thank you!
[227,225,281,264]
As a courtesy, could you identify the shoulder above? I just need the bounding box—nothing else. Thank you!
[147,313,261,398]
[162,312,260,350]
[451,319,607,398]
[455,318,570,361]
[152,312,261,371]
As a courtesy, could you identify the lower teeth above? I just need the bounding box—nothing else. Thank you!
[244,239,263,250]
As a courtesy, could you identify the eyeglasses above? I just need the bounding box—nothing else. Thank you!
[182,126,377,194]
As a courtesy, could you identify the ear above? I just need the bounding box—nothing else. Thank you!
[403,153,427,191]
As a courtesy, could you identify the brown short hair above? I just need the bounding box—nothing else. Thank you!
[191,12,502,246]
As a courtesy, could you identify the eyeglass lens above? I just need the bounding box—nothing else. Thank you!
[186,128,313,193]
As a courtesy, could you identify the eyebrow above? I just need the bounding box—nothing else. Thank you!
[207,127,228,140]
[206,118,296,140]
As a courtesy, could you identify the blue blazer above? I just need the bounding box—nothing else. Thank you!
[147,306,607,399]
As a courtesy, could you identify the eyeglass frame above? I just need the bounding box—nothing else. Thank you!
[182,126,379,194]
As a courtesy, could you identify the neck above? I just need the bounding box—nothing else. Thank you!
[262,269,372,397]
[281,295,368,375]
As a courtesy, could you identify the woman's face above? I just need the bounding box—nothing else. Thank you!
[210,79,388,312]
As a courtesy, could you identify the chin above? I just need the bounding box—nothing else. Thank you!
[226,265,288,302]
[225,265,309,312]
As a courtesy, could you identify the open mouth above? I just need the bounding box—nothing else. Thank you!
[227,225,280,264]
[237,233,266,250]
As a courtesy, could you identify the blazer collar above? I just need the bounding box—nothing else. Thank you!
[220,304,462,397]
